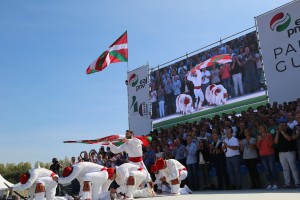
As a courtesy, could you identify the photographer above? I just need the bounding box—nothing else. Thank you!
[49,158,62,196]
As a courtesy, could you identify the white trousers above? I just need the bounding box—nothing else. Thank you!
[35,177,58,200]
[194,89,204,108]
[117,170,149,199]
[232,73,244,96]
[82,171,112,200]
[279,151,299,186]
[159,100,165,117]
[129,160,152,183]
[167,170,188,194]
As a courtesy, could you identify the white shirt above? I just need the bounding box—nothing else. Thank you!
[115,163,145,186]
[201,70,211,84]
[187,70,202,87]
[12,168,54,191]
[58,162,105,184]
[287,120,298,129]
[150,90,157,103]
[159,159,186,181]
[223,136,240,157]
[109,138,143,157]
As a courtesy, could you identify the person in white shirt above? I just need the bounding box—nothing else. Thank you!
[201,68,211,106]
[175,94,193,114]
[11,167,58,200]
[57,162,113,200]
[187,70,204,110]
[222,126,241,190]
[112,163,156,199]
[108,130,152,182]
[211,84,228,106]
[155,158,192,195]
[287,112,298,129]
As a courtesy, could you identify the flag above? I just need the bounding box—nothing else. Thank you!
[86,31,128,74]
[63,134,152,147]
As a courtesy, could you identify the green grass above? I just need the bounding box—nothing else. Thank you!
[153,95,267,129]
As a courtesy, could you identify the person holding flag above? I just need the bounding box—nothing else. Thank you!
[108,130,153,186]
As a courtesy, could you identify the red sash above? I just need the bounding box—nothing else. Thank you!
[129,156,143,162]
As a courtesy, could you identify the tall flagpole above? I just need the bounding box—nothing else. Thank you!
[126,30,130,130]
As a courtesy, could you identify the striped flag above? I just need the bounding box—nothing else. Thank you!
[86,31,128,74]
[63,134,152,147]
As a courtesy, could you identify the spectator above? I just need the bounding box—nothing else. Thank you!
[256,125,278,189]
[242,46,257,94]
[240,129,261,189]
[157,85,165,118]
[222,126,241,190]
[230,54,244,97]
[219,62,232,98]
[150,86,158,119]
[70,156,76,166]
[97,153,105,165]
[185,136,198,190]
[201,68,211,106]
[172,138,186,166]
[210,63,221,85]
[155,145,165,159]
[164,78,174,115]
[50,158,62,195]
[293,113,300,161]
[255,52,264,90]
[82,151,90,162]
[287,112,298,129]
[274,122,300,188]
[209,130,229,190]
[173,75,181,97]
[143,145,155,169]
[196,140,211,190]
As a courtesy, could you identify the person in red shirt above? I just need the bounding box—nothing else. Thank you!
[219,63,232,98]
[256,125,278,189]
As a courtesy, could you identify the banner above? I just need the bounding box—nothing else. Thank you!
[127,65,151,135]
[256,0,300,103]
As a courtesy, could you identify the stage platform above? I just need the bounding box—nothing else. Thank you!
[149,189,300,200]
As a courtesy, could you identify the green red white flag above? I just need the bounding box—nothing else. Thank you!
[63,134,152,147]
[86,31,128,74]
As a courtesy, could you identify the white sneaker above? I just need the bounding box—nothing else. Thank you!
[266,185,272,189]
[171,193,181,196]
[272,185,279,189]
[184,185,193,194]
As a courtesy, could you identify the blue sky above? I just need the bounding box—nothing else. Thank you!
[0,0,291,165]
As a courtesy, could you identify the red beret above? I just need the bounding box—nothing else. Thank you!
[150,165,157,173]
[62,166,73,177]
[155,158,165,170]
[106,168,115,179]
[20,173,30,184]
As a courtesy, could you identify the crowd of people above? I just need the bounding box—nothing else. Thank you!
[5,98,300,200]
[63,98,300,194]
[150,31,265,119]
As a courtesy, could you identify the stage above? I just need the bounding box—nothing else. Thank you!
[150,189,300,200]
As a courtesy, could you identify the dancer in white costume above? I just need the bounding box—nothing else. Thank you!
[10,167,58,200]
[187,70,204,109]
[108,130,153,185]
[211,84,228,106]
[175,94,193,115]
[112,163,156,199]
[205,84,216,106]
[155,158,192,195]
[57,162,113,200]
